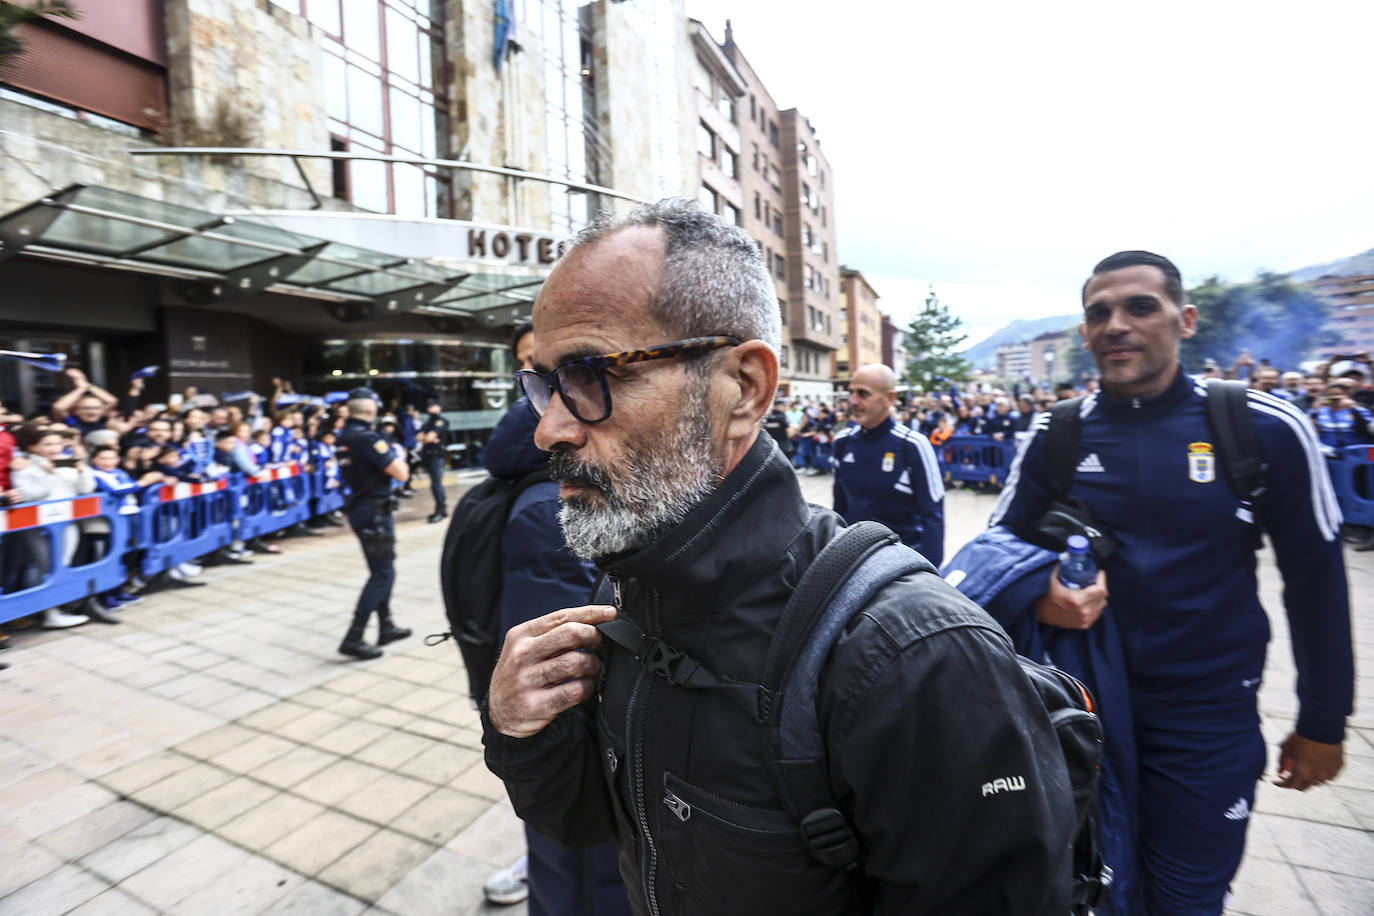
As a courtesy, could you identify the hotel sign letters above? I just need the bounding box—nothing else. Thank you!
[467,228,569,266]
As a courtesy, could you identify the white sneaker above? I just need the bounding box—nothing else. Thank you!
[176,562,202,577]
[42,608,89,629]
[483,854,529,905]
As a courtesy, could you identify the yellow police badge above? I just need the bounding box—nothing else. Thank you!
[1187,442,1215,483]
[374,439,390,454]
[882,451,895,473]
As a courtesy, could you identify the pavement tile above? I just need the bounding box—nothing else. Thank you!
[252,742,341,790]
[0,821,65,898]
[166,851,303,916]
[277,707,350,743]
[207,688,280,720]
[65,734,164,779]
[293,758,389,807]
[7,779,119,838]
[390,786,491,846]
[211,732,298,774]
[265,880,369,916]
[1268,814,1374,877]
[0,762,83,808]
[362,706,414,729]
[130,760,236,811]
[263,808,378,876]
[176,722,259,760]
[66,886,159,915]
[403,717,460,742]
[219,791,324,849]
[316,828,435,902]
[98,749,197,795]
[1226,853,1311,915]
[353,731,442,772]
[448,757,510,802]
[395,742,481,786]
[174,775,278,830]
[313,719,392,756]
[1300,869,1374,916]
[237,699,315,731]
[445,797,525,867]
[79,815,203,884]
[35,797,158,861]
[0,862,109,914]
[374,847,503,916]
[335,772,435,825]
[119,831,252,910]
[1254,778,1365,829]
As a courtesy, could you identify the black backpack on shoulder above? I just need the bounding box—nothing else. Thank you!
[434,467,549,703]
[1028,378,1267,557]
[599,521,1112,913]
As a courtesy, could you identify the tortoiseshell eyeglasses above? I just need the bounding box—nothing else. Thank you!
[515,336,742,425]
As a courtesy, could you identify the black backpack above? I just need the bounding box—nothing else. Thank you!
[1029,378,1267,556]
[433,467,550,703]
[599,521,1111,914]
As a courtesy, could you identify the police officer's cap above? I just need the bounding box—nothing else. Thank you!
[347,387,380,402]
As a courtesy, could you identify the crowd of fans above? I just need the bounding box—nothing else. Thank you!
[0,368,442,639]
[776,351,1374,476]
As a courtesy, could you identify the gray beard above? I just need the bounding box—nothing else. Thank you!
[553,384,719,562]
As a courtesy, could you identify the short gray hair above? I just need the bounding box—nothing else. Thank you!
[569,199,782,354]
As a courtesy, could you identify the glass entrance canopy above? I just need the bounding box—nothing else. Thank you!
[0,184,546,322]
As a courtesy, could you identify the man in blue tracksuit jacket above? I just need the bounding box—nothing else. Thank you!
[832,363,946,566]
[988,250,1353,916]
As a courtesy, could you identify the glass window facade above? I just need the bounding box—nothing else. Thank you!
[275,0,450,217]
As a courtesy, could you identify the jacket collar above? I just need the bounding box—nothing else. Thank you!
[602,432,810,606]
[1096,365,1192,417]
[858,416,895,440]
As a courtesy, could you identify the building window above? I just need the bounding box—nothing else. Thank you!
[723,150,738,178]
[697,121,716,160]
[769,163,782,190]
[768,120,779,148]
[780,345,789,368]
[722,201,740,225]
[774,253,785,280]
[823,240,829,263]
[299,0,450,217]
[779,298,787,325]
[699,183,718,213]
[772,208,783,237]
[749,93,756,119]
[821,205,827,227]
[717,89,734,122]
[752,144,760,171]
[753,191,761,219]
[804,264,815,291]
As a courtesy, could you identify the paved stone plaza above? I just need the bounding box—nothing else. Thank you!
[0,470,1370,915]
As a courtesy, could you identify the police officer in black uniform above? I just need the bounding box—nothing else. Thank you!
[762,395,793,460]
[335,388,412,659]
[418,398,449,523]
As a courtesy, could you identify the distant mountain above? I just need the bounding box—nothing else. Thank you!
[1288,247,1374,282]
[961,314,1080,370]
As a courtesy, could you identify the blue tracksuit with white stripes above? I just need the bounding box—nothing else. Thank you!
[989,368,1353,916]
[831,416,946,566]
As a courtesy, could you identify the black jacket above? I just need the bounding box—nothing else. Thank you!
[484,433,1075,915]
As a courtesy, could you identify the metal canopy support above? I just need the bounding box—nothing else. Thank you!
[119,213,233,258]
[0,185,82,264]
[180,241,330,305]
[371,280,461,317]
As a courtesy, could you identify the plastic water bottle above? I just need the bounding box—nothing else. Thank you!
[1058,535,1097,590]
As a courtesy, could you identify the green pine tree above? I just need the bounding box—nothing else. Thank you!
[905,286,972,391]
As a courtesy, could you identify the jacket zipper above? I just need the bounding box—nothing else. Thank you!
[616,576,662,916]
[663,773,800,836]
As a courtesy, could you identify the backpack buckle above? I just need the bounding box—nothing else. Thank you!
[799,808,861,869]
[640,637,687,683]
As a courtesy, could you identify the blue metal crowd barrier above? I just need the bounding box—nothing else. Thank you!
[0,461,353,620]
[138,479,237,578]
[937,436,1017,487]
[1327,445,1374,528]
[0,494,134,624]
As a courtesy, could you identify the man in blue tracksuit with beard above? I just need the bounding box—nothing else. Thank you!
[832,363,946,566]
[989,250,1353,915]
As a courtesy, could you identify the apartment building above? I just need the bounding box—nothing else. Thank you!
[837,266,883,383]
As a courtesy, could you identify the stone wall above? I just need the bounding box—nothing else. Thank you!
[163,0,330,192]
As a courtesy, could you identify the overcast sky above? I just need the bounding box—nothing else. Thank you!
[683,0,1374,347]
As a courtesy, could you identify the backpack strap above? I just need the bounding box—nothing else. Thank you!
[1043,396,1085,501]
[1204,378,1267,548]
[766,521,933,869]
